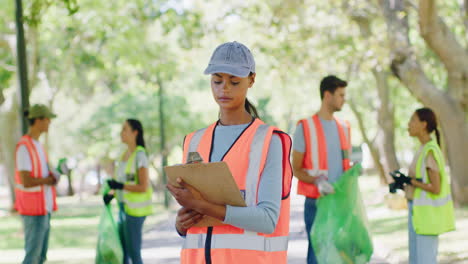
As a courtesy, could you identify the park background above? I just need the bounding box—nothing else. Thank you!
[0,0,467,263]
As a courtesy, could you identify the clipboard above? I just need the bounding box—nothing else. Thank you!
[164,161,247,227]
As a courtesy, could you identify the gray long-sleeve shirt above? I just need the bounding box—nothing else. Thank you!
[209,123,283,234]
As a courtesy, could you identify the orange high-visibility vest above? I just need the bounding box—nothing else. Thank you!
[14,135,57,216]
[297,114,351,199]
[181,118,292,264]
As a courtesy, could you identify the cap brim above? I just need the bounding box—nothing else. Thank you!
[204,64,251,78]
[28,113,57,119]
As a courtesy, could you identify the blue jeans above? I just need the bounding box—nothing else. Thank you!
[408,201,438,264]
[21,214,51,264]
[304,198,318,264]
[118,203,146,264]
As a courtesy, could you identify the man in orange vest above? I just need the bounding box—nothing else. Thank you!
[292,75,352,264]
[14,104,59,264]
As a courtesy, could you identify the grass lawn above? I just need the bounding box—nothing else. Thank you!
[0,195,166,263]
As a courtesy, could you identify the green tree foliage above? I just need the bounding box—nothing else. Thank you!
[79,90,202,161]
[2,0,466,204]
[0,0,15,103]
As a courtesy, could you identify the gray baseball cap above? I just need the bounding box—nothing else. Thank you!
[204,41,255,78]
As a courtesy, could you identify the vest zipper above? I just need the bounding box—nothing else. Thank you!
[204,118,256,262]
[204,227,213,264]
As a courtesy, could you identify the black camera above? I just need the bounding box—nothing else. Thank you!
[388,170,407,193]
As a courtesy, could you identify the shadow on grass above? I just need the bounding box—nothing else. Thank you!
[47,259,94,264]
[52,206,102,219]
[49,224,99,248]
[369,215,407,235]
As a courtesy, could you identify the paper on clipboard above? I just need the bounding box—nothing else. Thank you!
[164,161,246,227]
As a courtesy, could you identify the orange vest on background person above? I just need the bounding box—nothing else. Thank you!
[297,114,351,199]
[14,135,58,216]
[180,118,293,264]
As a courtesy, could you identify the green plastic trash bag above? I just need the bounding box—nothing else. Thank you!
[95,184,123,264]
[311,164,373,264]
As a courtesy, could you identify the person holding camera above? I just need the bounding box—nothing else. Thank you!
[399,107,455,264]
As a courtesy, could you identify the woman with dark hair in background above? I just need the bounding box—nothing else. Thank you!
[402,107,455,264]
[104,119,153,264]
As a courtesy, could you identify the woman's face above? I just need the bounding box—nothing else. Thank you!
[211,73,255,112]
[408,113,426,137]
[120,121,137,144]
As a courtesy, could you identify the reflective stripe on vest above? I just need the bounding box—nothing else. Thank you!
[188,128,207,154]
[121,146,153,217]
[15,184,41,192]
[183,233,289,251]
[122,197,153,209]
[245,124,270,206]
[414,194,452,207]
[305,116,329,178]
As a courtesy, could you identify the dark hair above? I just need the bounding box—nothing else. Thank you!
[320,75,348,100]
[126,119,146,148]
[415,107,441,147]
[245,73,259,118]
[245,98,259,118]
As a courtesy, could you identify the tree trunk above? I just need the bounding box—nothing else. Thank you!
[28,26,40,90]
[348,99,388,183]
[372,69,400,175]
[66,171,74,196]
[418,0,468,112]
[379,0,468,205]
[0,33,19,210]
[0,100,21,211]
[156,75,170,208]
[440,110,468,205]
[346,7,400,183]
[95,163,101,195]
[462,0,468,35]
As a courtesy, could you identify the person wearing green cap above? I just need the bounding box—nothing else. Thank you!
[14,104,59,264]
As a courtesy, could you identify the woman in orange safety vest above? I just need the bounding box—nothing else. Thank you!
[166,41,293,264]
